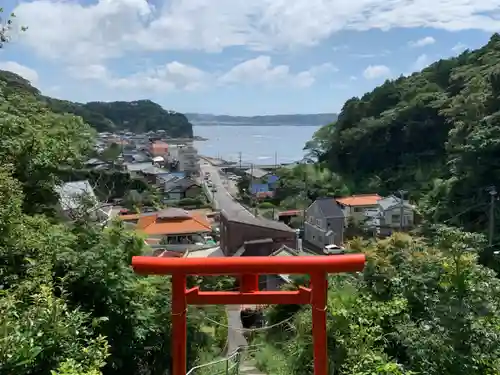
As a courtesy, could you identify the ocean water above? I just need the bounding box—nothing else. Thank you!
[193,125,321,164]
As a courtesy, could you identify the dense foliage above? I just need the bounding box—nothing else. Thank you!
[0,71,194,137]
[294,34,500,263]
[0,71,223,374]
[254,229,500,375]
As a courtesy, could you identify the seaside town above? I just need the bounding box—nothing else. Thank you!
[58,129,418,263]
[8,20,500,374]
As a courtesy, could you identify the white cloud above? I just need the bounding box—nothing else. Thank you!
[218,56,335,88]
[409,36,436,48]
[363,65,391,80]
[12,0,500,64]
[412,54,430,71]
[69,61,210,92]
[0,61,39,84]
[67,57,335,92]
[452,42,468,52]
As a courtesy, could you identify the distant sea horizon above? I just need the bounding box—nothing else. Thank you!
[192,122,321,126]
[193,124,320,165]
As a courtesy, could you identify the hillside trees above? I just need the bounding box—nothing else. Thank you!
[0,62,223,374]
[255,230,500,375]
[300,34,500,265]
[0,71,194,138]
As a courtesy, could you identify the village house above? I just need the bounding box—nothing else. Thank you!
[162,177,202,201]
[119,208,213,247]
[304,197,345,250]
[264,246,315,290]
[375,195,416,236]
[219,209,297,256]
[55,180,110,222]
[149,141,169,157]
[336,194,382,224]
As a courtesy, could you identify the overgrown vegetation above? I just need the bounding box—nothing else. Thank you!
[254,229,500,375]
[247,34,500,374]
[0,57,223,374]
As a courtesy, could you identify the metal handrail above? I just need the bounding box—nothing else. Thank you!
[186,348,241,375]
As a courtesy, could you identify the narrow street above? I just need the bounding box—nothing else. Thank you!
[199,158,250,356]
[199,159,254,219]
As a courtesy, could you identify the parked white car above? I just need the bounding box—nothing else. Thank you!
[323,244,345,255]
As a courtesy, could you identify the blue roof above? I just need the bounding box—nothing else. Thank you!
[250,183,270,194]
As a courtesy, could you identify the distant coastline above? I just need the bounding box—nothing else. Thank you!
[187,113,337,127]
[192,122,323,127]
[192,135,208,141]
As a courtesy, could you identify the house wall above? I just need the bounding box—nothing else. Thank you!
[304,203,344,248]
[220,216,296,256]
[382,207,414,226]
[343,204,379,223]
[185,185,202,199]
[265,275,286,291]
[167,191,183,201]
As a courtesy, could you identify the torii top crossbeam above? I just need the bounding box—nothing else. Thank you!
[132,253,365,275]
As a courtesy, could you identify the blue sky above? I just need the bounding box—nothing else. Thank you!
[0,0,497,115]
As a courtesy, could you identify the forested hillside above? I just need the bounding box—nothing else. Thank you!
[0,71,194,137]
[306,33,500,237]
[0,66,222,374]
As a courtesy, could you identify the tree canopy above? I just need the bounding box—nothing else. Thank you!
[0,64,223,375]
[291,33,500,263]
[254,229,500,375]
[0,71,194,138]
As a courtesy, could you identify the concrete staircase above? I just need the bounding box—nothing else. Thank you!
[239,359,267,375]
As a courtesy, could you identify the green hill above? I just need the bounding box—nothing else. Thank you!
[312,33,500,234]
[0,70,193,137]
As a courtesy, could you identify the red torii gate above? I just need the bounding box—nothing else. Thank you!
[132,254,366,375]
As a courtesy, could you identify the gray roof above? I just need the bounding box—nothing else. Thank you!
[156,208,191,219]
[141,166,169,175]
[244,168,269,179]
[222,209,296,233]
[56,180,97,211]
[271,245,313,257]
[378,195,412,211]
[124,162,154,172]
[85,158,104,165]
[314,197,345,218]
[165,178,199,192]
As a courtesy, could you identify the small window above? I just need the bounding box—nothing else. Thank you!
[392,214,401,223]
[316,219,322,227]
[354,207,363,213]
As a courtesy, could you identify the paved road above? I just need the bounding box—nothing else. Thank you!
[200,160,254,220]
[199,159,250,352]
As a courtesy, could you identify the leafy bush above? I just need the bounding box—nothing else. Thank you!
[258,201,275,209]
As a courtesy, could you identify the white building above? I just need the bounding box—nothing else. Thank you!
[168,143,199,175]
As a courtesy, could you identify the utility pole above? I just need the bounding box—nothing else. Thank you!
[398,190,407,231]
[488,186,497,246]
[302,173,308,227]
[238,152,242,170]
[250,163,257,215]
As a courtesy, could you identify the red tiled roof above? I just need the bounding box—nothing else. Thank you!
[278,210,302,217]
[336,194,382,207]
[120,210,212,235]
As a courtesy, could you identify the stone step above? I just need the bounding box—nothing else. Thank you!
[239,360,267,375]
